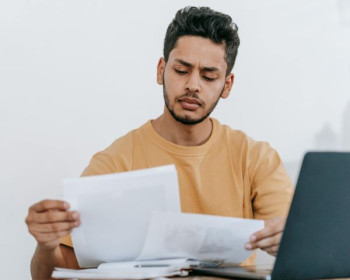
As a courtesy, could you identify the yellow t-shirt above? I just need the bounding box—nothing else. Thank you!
[62,118,293,265]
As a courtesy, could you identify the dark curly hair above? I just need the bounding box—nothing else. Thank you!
[164,6,240,75]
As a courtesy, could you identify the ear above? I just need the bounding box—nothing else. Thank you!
[221,73,234,99]
[157,58,166,85]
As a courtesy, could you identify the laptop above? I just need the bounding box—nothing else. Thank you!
[192,152,350,280]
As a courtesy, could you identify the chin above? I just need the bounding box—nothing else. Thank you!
[172,113,208,125]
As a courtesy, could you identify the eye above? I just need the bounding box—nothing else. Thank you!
[175,69,188,75]
[203,76,215,82]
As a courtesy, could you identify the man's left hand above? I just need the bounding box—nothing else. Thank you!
[245,217,286,256]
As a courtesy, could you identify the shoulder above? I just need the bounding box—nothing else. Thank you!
[213,119,280,168]
[82,121,149,176]
[102,127,139,156]
[214,119,271,155]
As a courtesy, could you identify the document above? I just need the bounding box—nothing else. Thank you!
[138,211,264,264]
[52,211,263,279]
[63,165,181,268]
[58,165,264,279]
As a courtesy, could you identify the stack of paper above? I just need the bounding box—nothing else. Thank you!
[56,165,264,279]
[52,265,189,279]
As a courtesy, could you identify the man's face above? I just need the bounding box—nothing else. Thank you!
[157,36,234,125]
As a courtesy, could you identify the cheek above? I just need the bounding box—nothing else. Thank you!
[208,82,225,97]
[164,68,177,83]
[164,71,182,92]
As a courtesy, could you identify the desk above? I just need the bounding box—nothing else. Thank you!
[71,275,350,280]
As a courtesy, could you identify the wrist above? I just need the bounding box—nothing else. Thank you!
[36,243,58,254]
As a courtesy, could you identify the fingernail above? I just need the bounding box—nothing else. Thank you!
[250,235,256,242]
[245,243,252,250]
[74,220,81,226]
[72,212,80,219]
[63,202,70,209]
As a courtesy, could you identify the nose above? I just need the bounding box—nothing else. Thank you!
[185,72,201,93]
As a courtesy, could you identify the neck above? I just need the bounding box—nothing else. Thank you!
[152,107,213,146]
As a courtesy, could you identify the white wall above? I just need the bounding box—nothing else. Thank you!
[1,0,349,278]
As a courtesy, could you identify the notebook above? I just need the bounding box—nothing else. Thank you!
[192,152,350,280]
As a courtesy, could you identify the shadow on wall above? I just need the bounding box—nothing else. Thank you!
[284,100,350,184]
[284,2,350,184]
[314,101,350,150]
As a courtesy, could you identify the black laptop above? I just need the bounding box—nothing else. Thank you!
[192,152,350,280]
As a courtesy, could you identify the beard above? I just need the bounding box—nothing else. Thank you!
[163,83,224,125]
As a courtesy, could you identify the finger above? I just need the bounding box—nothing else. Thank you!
[30,211,79,224]
[35,230,73,244]
[30,200,70,213]
[245,232,282,251]
[31,221,80,234]
[254,233,282,250]
[263,245,279,256]
[250,221,284,242]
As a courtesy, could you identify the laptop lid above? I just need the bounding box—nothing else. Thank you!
[271,152,350,280]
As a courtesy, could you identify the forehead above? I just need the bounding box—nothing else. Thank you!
[168,36,227,71]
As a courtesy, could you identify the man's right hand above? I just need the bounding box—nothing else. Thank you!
[25,200,80,251]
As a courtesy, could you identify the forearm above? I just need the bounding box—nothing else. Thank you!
[30,245,62,280]
[26,200,80,280]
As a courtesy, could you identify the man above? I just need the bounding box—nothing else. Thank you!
[25,6,293,280]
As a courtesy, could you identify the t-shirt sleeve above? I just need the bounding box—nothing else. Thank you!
[248,142,294,220]
[60,234,73,247]
[81,152,118,176]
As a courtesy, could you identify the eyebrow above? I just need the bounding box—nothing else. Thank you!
[175,59,220,72]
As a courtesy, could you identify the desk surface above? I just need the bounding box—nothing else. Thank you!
[73,275,350,280]
[185,276,350,280]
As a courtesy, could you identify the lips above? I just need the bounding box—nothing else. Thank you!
[179,97,201,110]
[179,97,201,105]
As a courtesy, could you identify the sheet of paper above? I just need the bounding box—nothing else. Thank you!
[137,211,264,264]
[63,165,181,268]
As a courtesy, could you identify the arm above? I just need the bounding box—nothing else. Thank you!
[245,142,293,256]
[26,200,80,280]
[30,244,79,280]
